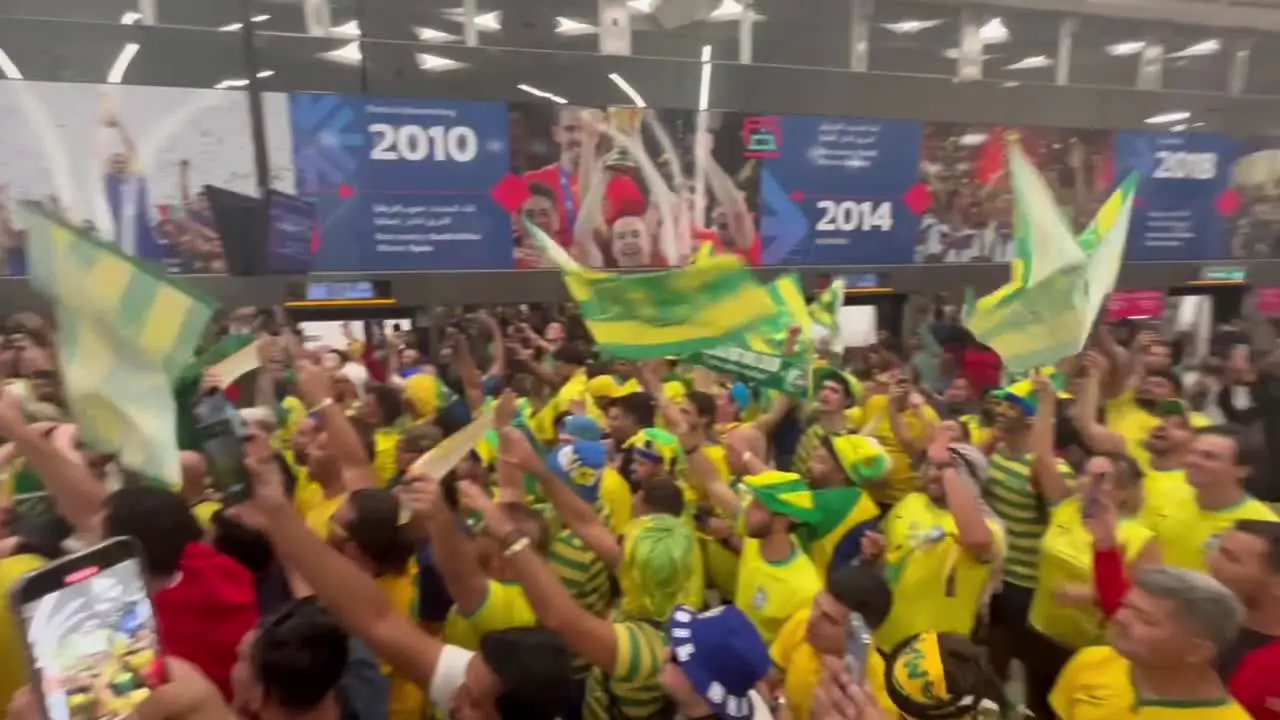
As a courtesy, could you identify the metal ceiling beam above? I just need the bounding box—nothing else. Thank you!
[924,0,1280,33]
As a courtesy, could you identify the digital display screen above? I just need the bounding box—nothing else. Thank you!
[304,281,377,301]
[267,191,318,275]
[842,272,885,289]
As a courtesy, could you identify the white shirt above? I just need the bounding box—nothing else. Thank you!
[429,644,476,708]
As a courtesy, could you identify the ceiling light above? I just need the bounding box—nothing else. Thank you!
[881,19,945,34]
[1005,55,1052,70]
[1106,41,1146,56]
[957,132,989,147]
[978,17,1009,44]
[1168,38,1221,58]
[218,22,243,31]
[942,47,995,60]
[256,69,275,78]
[106,43,140,84]
[416,27,460,42]
[250,14,271,22]
[213,78,251,89]
[627,0,657,12]
[417,53,465,72]
[331,20,361,36]
[517,83,568,104]
[609,73,647,107]
[1001,81,1020,87]
[1145,111,1191,124]
[119,11,142,25]
[698,45,712,112]
[321,41,363,62]
[555,17,597,35]
[1169,123,1188,132]
[0,49,22,80]
[475,11,502,30]
[711,0,744,17]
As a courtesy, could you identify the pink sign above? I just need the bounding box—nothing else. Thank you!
[1256,288,1280,318]
[1106,291,1165,322]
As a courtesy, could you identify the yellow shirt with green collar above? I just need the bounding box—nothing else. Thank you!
[441,580,538,650]
[1050,646,1252,719]
[1148,491,1278,572]
[770,607,897,720]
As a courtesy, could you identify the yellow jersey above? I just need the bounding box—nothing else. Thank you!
[372,427,400,487]
[1105,392,1210,471]
[1030,498,1154,649]
[769,608,896,720]
[583,620,669,720]
[0,554,45,709]
[862,395,939,505]
[875,492,1005,652]
[378,571,425,720]
[441,580,537,650]
[304,492,348,541]
[1137,466,1193,530]
[736,536,822,645]
[189,499,222,532]
[599,467,633,536]
[1151,492,1278,572]
[1050,646,1252,719]
[529,370,603,445]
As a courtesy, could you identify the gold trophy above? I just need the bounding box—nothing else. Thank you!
[604,106,645,173]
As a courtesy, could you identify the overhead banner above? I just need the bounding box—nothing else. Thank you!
[0,81,255,275]
[264,92,513,272]
[756,115,924,265]
[914,124,1114,265]
[1113,130,1239,261]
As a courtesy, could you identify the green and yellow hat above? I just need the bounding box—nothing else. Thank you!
[624,427,685,471]
[743,471,820,524]
[813,365,862,407]
[821,434,891,485]
[886,632,1003,719]
[990,368,1068,417]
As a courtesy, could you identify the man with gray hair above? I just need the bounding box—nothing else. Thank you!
[1049,566,1252,718]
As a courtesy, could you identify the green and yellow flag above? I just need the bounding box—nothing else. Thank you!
[961,138,1139,373]
[525,220,775,359]
[20,202,217,487]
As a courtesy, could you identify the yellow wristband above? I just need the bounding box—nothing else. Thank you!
[502,536,531,558]
[307,398,335,414]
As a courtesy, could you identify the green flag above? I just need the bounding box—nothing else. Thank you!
[20,202,217,488]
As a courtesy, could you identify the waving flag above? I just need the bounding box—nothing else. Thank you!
[20,202,217,487]
[961,137,1139,373]
[525,219,775,359]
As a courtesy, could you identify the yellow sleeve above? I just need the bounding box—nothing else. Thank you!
[865,651,899,717]
[600,469,633,536]
[768,611,806,668]
[464,581,535,637]
[611,622,664,682]
[373,429,400,487]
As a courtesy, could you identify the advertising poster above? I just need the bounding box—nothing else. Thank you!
[1113,130,1238,261]
[263,92,513,272]
[915,124,1114,265]
[265,190,318,275]
[0,81,254,275]
[1223,138,1280,260]
[756,115,925,266]
[506,103,760,269]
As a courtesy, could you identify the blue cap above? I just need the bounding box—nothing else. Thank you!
[667,605,771,719]
[559,414,603,443]
[545,440,608,505]
[728,383,751,414]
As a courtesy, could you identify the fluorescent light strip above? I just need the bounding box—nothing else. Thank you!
[256,69,275,78]
[106,43,140,84]
[517,83,567,104]
[1145,111,1191,125]
[609,73,646,107]
[0,49,21,79]
[219,22,244,31]
[331,20,361,35]
[250,14,271,22]
[555,17,597,35]
[120,11,143,25]
[697,45,712,112]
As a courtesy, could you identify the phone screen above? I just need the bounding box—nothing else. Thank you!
[16,541,162,720]
[193,395,251,505]
[844,612,872,685]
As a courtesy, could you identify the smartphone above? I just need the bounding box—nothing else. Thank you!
[844,612,873,685]
[192,393,252,505]
[12,538,164,720]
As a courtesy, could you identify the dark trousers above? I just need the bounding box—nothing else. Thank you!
[1020,628,1074,720]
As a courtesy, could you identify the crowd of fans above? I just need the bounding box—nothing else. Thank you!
[0,298,1276,720]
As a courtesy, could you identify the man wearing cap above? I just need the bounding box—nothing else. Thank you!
[661,605,776,720]
[801,433,888,575]
[737,471,825,645]
[792,368,860,478]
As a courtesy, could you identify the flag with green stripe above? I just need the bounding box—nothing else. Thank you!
[20,202,217,488]
[961,139,1139,373]
[687,273,814,397]
[524,219,776,359]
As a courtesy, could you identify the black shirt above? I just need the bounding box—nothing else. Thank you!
[1218,627,1279,681]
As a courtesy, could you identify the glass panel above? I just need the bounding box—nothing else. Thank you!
[1159,24,1232,94]
[1069,15,1147,88]
[1247,34,1280,96]
[0,0,140,23]
[978,6,1059,86]
[868,0,958,77]
[152,0,245,30]
[753,0,854,69]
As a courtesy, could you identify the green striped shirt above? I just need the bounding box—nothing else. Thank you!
[583,620,669,720]
[984,449,1075,588]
